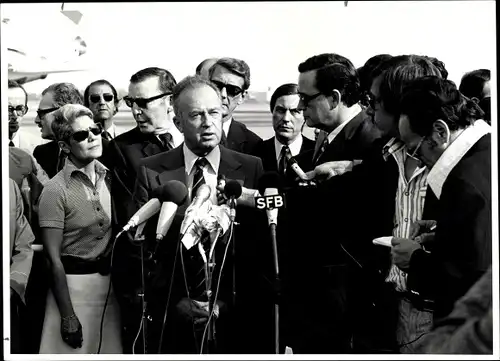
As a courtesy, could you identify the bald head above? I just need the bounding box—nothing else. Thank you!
[196,58,219,79]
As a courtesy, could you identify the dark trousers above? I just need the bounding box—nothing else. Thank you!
[10,295,21,354]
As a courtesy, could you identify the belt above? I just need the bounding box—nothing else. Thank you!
[61,255,110,275]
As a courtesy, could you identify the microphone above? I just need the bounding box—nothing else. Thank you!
[180,184,212,235]
[284,152,309,181]
[224,180,242,222]
[258,172,284,226]
[155,181,189,241]
[121,198,161,233]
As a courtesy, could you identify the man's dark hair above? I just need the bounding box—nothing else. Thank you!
[358,54,393,106]
[41,82,84,106]
[196,58,218,75]
[371,55,442,116]
[83,79,119,107]
[400,76,485,136]
[459,69,491,101]
[297,53,361,107]
[209,57,251,90]
[130,67,177,93]
[478,96,491,125]
[8,80,28,106]
[269,83,299,113]
[424,56,449,80]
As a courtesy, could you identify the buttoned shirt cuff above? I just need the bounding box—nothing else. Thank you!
[11,273,28,304]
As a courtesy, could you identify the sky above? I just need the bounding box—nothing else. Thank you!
[2,1,497,94]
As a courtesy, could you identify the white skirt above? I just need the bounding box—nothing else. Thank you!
[39,273,122,354]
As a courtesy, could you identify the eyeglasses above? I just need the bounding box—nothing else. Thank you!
[37,107,59,119]
[368,93,381,110]
[90,93,114,103]
[299,92,323,107]
[68,123,103,142]
[123,92,171,109]
[406,137,425,160]
[8,105,28,116]
[211,80,243,98]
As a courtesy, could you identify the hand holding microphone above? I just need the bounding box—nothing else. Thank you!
[300,160,363,184]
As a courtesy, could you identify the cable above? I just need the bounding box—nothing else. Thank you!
[180,244,201,353]
[96,230,122,354]
[157,234,181,354]
[199,223,234,354]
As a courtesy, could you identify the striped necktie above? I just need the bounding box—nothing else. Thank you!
[313,136,329,166]
[192,157,208,199]
[158,132,173,151]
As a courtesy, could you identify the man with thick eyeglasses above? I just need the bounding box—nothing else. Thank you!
[208,57,262,155]
[280,53,381,354]
[84,79,125,140]
[108,66,183,354]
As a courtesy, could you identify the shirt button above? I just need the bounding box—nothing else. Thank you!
[96,207,101,212]
[404,192,409,196]
[93,192,97,196]
[99,222,104,227]
[404,218,408,222]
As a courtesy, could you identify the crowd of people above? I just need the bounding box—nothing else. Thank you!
[8,52,493,355]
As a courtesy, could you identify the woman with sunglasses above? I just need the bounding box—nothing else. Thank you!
[84,79,122,140]
[37,104,122,354]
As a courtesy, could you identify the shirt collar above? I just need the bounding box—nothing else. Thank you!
[382,137,405,161]
[274,135,303,160]
[183,143,221,176]
[326,117,352,144]
[427,119,490,199]
[106,124,117,139]
[222,118,232,137]
[62,158,108,187]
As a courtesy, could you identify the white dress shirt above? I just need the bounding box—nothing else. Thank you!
[183,144,221,204]
[274,135,303,168]
[427,119,490,200]
[11,129,47,154]
[222,118,232,138]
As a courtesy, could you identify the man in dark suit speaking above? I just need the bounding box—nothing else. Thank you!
[131,75,267,353]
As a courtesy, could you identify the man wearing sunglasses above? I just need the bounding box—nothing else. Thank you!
[108,67,183,354]
[208,57,262,155]
[196,58,218,79]
[84,79,124,140]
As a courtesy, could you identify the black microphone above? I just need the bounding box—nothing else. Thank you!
[224,180,242,222]
[156,181,189,241]
[284,152,309,181]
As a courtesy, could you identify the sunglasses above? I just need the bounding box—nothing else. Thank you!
[68,123,103,142]
[299,92,323,107]
[211,80,243,98]
[90,93,114,103]
[123,92,171,109]
[37,107,59,119]
[368,93,382,110]
[9,105,28,116]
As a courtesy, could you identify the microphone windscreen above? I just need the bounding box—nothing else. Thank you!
[224,180,242,199]
[152,180,189,205]
[257,171,283,195]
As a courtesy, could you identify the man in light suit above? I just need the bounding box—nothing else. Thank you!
[129,75,267,354]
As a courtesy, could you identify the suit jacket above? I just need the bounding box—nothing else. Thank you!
[109,126,172,228]
[408,134,491,319]
[224,119,262,155]
[33,138,112,179]
[253,135,315,174]
[129,145,270,353]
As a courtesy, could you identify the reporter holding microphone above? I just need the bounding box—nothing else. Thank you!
[131,75,265,354]
[37,105,121,354]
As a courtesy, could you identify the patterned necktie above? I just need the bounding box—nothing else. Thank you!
[313,136,329,165]
[56,148,66,172]
[192,157,208,199]
[101,130,111,141]
[158,132,173,150]
[220,130,227,147]
[9,140,14,147]
[278,146,290,176]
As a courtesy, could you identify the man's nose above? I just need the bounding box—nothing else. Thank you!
[283,110,293,122]
[132,103,142,115]
[366,105,374,116]
[220,86,228,99]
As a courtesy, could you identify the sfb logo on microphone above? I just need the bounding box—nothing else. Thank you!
[255,194,284,210]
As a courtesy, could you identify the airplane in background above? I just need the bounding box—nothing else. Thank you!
[2,3,88,85]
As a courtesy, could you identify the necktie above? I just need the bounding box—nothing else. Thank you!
[220,130,227,147]
[158,132,173,150]
[101,130,111,141]
[278,146,290,176]
[56,149,66,172]
[9,140,14,147]
[313,136,329,165]
[192,157,208,199]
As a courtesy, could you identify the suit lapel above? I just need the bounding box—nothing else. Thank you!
[265,137,278,172]
[219,146,245,185]
[227,120,247,151]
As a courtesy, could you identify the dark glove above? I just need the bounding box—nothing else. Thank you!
[61,314,83,349]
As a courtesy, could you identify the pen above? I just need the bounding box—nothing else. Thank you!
[430,224,437,231]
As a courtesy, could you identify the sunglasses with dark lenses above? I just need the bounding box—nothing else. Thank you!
[69,123,103,142]
[299,92,323,107]
[8,105,28,116]
[37,107,60,119]
[211,80,243,98]
[123,92,171,109]
[90,93,114,103]
[368,93,381,110]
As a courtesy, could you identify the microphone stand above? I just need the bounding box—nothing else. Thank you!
[270,222,280,354]
[229,198,238,310]
[134,222,148,354]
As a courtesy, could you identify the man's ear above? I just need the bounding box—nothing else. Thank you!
[237,90,247,105]
[58,140,71,155]
[114,99,122,116]
[173,115,183,132]
[328,89,341,110]
[431,119,451,146]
